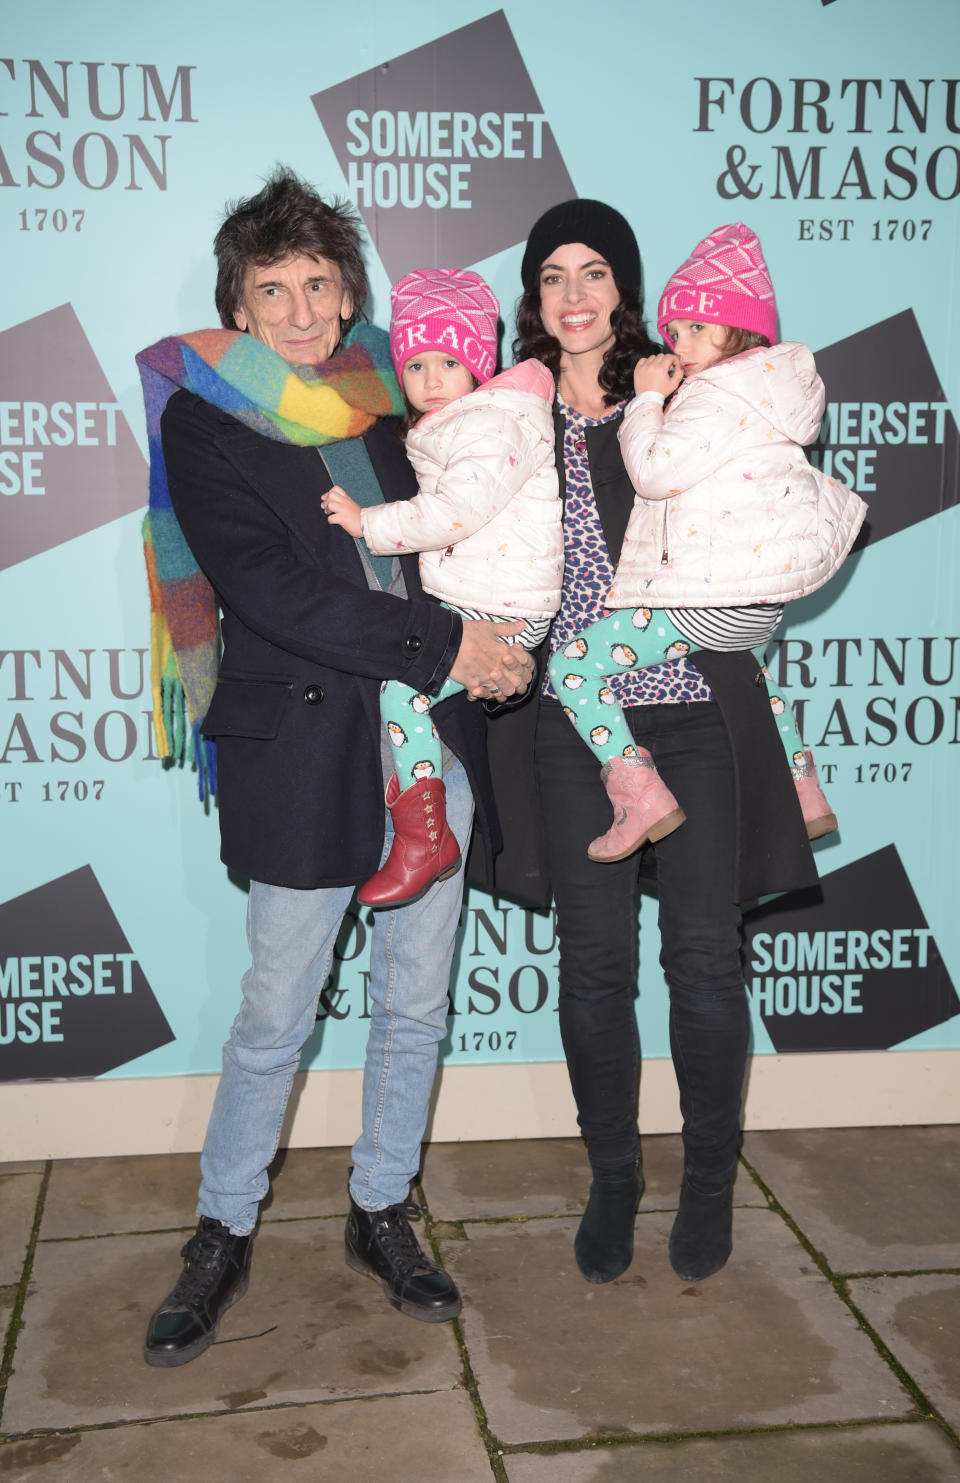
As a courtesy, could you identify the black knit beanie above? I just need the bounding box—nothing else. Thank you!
[520,199,641,299]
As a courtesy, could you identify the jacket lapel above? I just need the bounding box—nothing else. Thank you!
[210,411,425,595]
[211,415,333,548]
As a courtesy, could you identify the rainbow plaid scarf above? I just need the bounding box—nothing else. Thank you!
[138,323,404,798]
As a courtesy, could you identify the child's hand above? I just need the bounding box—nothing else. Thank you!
[322,485,363,537]
[633,354,682,398]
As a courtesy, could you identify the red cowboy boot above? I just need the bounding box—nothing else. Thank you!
[358,774,461,909]
[588,751,686,863]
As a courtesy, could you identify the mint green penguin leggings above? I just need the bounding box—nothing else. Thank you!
[547,607,804,769]
[381,607,549,791]
[380,672,466,791]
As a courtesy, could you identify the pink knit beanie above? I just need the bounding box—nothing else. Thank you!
[389,268,500,384]
[656,223,778,345]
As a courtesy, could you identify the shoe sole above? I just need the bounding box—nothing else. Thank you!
[669,1248,732,1283]
[806,814,838,840]
[358,856,462,912]
[345,1246,462,1323]
[588,807,686,863]
[143,1272,251,1367]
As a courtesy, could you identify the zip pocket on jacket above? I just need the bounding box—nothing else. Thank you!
[660,506,670,565]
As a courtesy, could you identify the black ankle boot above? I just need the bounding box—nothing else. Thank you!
[144,1216,253,1367]
[574,1161,644,1284]
[669,1177,733,1282]
[345,1193,461,1322]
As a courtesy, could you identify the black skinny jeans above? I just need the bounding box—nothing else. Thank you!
[535,697,749,1191]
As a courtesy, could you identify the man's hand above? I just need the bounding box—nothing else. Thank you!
[450,620,535,700]
[322,484,363,538]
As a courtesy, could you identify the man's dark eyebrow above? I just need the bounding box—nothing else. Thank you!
[252,272,330,290]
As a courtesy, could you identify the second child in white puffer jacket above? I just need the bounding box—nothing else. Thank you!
[324,267,562,909]
[547,223,867,863]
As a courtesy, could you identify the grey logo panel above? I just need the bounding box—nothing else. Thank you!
[0,865,174,1080]
[311,11,576,280]
[744,844,957,1052]
[811,309,959,549]
[0,304,148,570]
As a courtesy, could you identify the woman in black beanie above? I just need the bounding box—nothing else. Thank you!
[507,199,815,1285]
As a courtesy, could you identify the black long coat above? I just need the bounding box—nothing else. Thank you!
[471,410,817,908]
[161,390,499,890]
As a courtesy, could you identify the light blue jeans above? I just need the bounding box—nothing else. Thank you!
[197,762,473,1233]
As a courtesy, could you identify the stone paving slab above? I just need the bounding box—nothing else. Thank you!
[851,1273,960,1434]
[421,1136,765,1223]
[503,1422,960,1481]
[2,1218,462,1432]
[421,1138,593,1221]
[261,1146,353,1222]
[0,1163,45,1176]
[0,1173,42,1287]
[439,1208,911,1444]
[741,1128,960,1272]
[40,1153,200,1240]
[39,1146,353,1240]
[0,1388,493,1482]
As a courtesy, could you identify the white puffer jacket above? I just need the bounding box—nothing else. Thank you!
[360,360,562,620]
[608,342,867,609]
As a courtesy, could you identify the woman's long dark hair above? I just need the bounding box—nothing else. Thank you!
[513,281,659,407]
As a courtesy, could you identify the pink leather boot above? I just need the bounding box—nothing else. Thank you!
[792,750,838,840]
[588,751,686,863]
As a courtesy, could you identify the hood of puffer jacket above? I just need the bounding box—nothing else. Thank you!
[414,357,555,428]
[684,341,825,447]
[480,357,555,402]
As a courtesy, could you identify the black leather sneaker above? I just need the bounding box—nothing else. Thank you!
[345,1194,461,1322]
[144,1216,252,1367]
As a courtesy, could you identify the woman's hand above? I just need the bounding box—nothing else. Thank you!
[633,354,682,398]
[451,620,534,700]
[322,484,363,537]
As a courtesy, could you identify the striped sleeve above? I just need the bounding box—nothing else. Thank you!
[668,605,784,651]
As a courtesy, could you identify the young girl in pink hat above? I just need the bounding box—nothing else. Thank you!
[324,267,562,907]
[547,222,867,862]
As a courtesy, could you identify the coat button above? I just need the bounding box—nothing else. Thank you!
[303,684,324,704]
[404,634,423,654]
